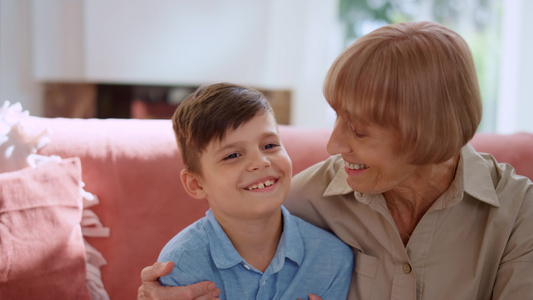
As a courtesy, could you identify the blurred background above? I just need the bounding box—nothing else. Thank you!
[1,0,531,133]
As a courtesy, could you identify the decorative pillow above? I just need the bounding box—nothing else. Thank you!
[0,158,90,299]
[0,101,109,299]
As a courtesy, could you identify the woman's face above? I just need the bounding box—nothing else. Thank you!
[327,115,418,194]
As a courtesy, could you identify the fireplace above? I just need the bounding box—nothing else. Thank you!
[44,83,291,124]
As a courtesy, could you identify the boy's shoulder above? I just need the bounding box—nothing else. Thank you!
[158,217,211,262]
[286,212,353,272]
[292,215,341,241]
[288,212,351,254]
[158,217,221,286]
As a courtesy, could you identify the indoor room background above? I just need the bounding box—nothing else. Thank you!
[1,0,531,133]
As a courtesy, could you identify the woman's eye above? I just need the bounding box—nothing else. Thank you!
[353,131,366,138]
[348,123,366,138]
[223,153,240,160]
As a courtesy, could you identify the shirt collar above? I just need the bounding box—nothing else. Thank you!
[462,143,500,207]
[321,145,500,208]
[323,155,353,197]
[270,206,304,272]
[205,209,244,269]
[205,206,304,272]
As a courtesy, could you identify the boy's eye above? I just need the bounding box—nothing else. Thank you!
[263,143,279,150]
[223,153,240,160]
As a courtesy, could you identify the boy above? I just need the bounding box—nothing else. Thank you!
[158,83,353,299]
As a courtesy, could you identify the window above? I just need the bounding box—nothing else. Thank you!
[338,0,502,132]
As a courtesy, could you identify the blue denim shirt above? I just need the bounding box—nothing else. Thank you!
[159,206,353,300]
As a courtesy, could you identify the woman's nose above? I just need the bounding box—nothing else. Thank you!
[326,119,352,155]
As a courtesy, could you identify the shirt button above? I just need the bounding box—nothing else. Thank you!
[243,264,251,270]
[262,281,266,286]
[403,263,412,274]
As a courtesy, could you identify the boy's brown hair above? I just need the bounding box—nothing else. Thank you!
[172,82,273,175]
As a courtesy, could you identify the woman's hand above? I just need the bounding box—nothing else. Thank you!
[138,261,221,300]
[297,294,322,300]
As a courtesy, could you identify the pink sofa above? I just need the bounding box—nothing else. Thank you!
[32,118,533,299]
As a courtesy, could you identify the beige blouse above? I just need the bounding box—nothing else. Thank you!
[284,144,533,300]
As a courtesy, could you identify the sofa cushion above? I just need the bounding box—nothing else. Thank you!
[471,132,533,181]
[0,158,90,299]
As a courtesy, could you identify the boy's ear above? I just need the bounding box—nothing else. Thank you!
[180,169,207,199]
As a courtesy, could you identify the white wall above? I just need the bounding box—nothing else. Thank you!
[0,0,43,116]
[2,0,530,132]
[497,0,533,133]
[27,0,339,128]
[286,0,339,128]
[32,0,85,81]
[82,1,286,87]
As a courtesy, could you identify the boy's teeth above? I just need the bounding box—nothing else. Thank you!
[247,180,274,190]
[344,161,369,170]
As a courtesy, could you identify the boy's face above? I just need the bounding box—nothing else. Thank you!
[195,112,292,222]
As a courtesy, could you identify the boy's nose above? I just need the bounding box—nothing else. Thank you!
[247,152,271,171]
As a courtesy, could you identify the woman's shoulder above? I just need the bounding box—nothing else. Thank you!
[464,145,533,221]
[292,154,344,183]
[285,155,352,230]
[290,154,346,197]
[471,148,532,196]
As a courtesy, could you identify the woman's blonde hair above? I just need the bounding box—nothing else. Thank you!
[324,21,482,164]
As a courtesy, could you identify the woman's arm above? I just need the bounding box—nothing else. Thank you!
[491,184,533,299]
[137,261,220,300]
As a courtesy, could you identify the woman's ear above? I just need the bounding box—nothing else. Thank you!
[180,169,207,199]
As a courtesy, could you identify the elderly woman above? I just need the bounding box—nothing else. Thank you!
[138,21,533,300]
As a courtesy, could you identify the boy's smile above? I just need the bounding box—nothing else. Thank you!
[245,177,277,191]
